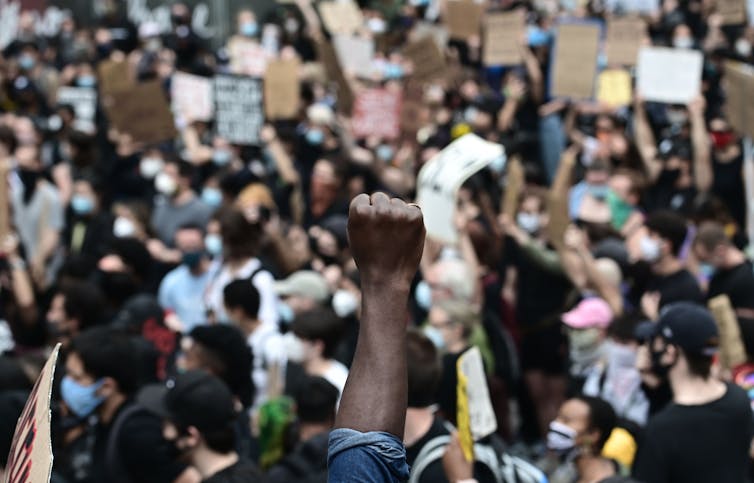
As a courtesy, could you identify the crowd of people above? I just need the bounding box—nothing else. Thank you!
[1,0,754,481]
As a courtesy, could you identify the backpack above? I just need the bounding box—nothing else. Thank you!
[409,424,547,483]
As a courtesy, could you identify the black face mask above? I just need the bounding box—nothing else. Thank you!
[658,167,682,186]
[650,343,676,379]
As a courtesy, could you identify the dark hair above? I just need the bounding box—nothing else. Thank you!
[0,124,18,155]
[292,308,344,359]
[166,157,195,180]
[197,425,236,454]
[0,357,34,392]
[294,376,338,424]
[684,350,714,379]
[176,222,206,237]
[189,325,255,408]
[218,207,262,261]
[223,279,261,319]
[69,327,138,396]
[644,210,688,256]
[406,329,442,408]
[694,221,730,252]
[576,396,617,452]
[61,281,106,332]
[607,312,642,344]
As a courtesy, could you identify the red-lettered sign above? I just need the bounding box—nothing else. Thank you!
[4,344,60,483]
[351,88,402,140]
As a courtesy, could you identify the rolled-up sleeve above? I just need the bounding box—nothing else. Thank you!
[328,429,410,482]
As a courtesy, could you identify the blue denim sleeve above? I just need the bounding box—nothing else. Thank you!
[328,428,411,483]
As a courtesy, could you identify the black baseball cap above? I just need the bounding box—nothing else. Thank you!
[635,302,719,356]
[137,371,236,432]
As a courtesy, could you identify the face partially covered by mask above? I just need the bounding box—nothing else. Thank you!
[61,376,105,418]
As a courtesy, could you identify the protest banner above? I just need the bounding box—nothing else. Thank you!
[456,347,497,461]
[97,59,133,95]
[106,81,176,145]
[636,47,703,104]
[314,39,355,114]
[171,72,214,122]
[724,61,750,138]
[413,21,450,51]
[264,59,300,120]
[717,0,746,25]
[483,10,525,66]
[402,36,447,84]
[605,17,645,66]
[417,134,504,243]
[228,38,269,77]
[3,344,60,483]
[332,35,375,78]
[318,0,363,35]
[56,86,97,132]
[502,155,523,219]
[596,69,632,107]
[351,88,403,140]
[214,75,264,145]
[709,295,748,371]
[445,0,484,40]
[550,23,600,99]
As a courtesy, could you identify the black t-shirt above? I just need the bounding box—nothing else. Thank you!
[709,262,754,310]
[633,383,753,483]
[647,269,705,309]
[202,459,263,483]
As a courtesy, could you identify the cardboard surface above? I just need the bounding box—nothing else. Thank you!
[107,81,177,144]
[596,69,633,107]
[264,59,301,119]
[483,10,525,66]
[351,88,403,140]
[332,35,375,78]
[318,0,364,35]
[171,72,214,122]
[605,18,645,66]
[551,23,601,99]
[402,37,447,84]
[445,0,485,40]
[97,60,133,95]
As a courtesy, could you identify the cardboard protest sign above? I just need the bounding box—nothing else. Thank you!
[3,344,60,483]
[351,88,403,140]
[106,81,176,145]
[483,10,525,66]
[445,0,485,40]
[333,35,375,78]
[709,295,748,370]
[596,69,632,107]
[636,47,703,104]
[551,23,600,99]
[171,72,214,122]
[214,75,264,145]
[605,18,645,66]
[456,347,497,461]
[318,0,363,35]
[314,39,355,114]
[723,62,750,137]
[56,87,97,133]
[402,37,447,84]
[264,59,301,120]
[97,60,133,95]
[717,0,746,25]
[417,134,504,243]
[228,38,270,77]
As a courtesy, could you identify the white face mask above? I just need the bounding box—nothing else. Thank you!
[517,212,541,234]
[415,281,432,311]
[140,157,164,179]
[568,327,602,352]
[155,172,177,196]
[639,236,662,263]
[547,421,577,453]
[423,325,445,350]
[283,333,307,363]
[332,289,358,318]
[113,216,136,238]
[673,36,694,49]
[367,17,386,34]
[736,38,752,57]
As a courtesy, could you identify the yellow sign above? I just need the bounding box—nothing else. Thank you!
[597,69,632,107]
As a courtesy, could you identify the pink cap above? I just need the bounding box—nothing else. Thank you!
[562,298,613,329]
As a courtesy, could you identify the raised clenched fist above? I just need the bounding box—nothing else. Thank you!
[347,193,425,292]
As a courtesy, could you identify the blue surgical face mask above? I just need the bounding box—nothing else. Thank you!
[517,212,541,234]
[61,376,105,419]
[415,281,432,311]
[212,149,232,166]
[201,187,223,208]
[376,144,394,162]
[278,301,295,325]
[18,54,35,71]
[205,234,223,257]
[384,63,404,80]
[588,184,610,201]
[76,75,97,88]
[240,21,258,37]
[527,25,550,47]
[699,262,717,279]
[306,128,324,146]
[423,325,445,350]
[71,195,94,215]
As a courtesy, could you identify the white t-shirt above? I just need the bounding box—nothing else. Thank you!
[321,360,349,396]
[247,323,287,408]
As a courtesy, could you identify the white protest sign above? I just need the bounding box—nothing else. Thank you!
[56,87,97,133]
[214,75,264,145]
[333,35,375,78]
[417,134,504,243]
[3,344,60,483]
[171,72,214,122]
[636,47,703,104]
[457,346,497,443]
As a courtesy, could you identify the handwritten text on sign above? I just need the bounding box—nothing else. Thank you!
[214,75,264,145]
[351,88,402,140]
